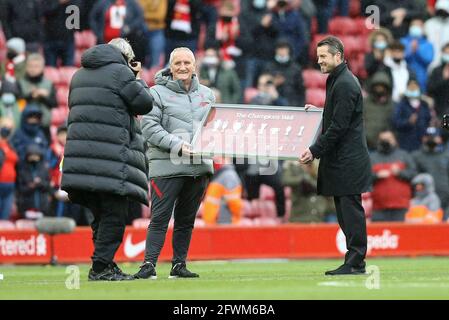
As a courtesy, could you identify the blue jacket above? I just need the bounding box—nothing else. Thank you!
[392,97,431,152]
[400,36,434,91]
[9,105,49,162]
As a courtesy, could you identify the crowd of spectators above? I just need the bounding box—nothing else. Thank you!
[1,0,449,226]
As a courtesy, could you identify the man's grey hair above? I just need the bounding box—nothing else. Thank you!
[169,47,196,65]
[108,38,135,63]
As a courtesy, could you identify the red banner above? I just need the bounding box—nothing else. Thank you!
[1,223,449,264]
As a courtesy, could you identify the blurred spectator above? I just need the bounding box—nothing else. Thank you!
[0,38,27,80]
[412,127,449,219]
[205,1,242,65]
[263,40,305,107]
[203,157,243,225]
[370,130,417,222]
[250,72,288,106]
[270,0,307,64]
[10,105,49,162]
[18,53,58,141]
[364,71,394,150]
[427,43,449,117]
[392,78,431,152]
[374,0,423,39]
[364,28,393,80]
[384,41,414,103]
[42,0,81,67]
[0,117,18,220]
[138,0,168,68]
[90,0,147,61]
[239,0,278,88]
[48,123,87,223]
[199,47,241,104]
[405,173,444,223]
[425,0,449,71]
[282,160,335,223]
[312,0,334,34]
[16,143,51,219]
[165,0,202,63]
[3,0,43,52]
[200,0,218,30]
[400,17,434,91]
[0,91,22,129]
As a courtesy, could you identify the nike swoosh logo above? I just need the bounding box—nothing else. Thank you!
[124,234,146,258]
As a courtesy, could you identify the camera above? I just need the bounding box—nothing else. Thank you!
[443,114,449,130]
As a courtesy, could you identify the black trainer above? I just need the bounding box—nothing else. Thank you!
[169,262,199,279]
[325,264,366,276]
[88,263,135,281]
[134,262,157,280]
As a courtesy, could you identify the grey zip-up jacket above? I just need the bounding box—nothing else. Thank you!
[141,68,215,178]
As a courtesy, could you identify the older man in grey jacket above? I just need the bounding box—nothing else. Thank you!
[136,47,215,279]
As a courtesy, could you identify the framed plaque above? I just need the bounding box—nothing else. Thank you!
[191,104,323,160]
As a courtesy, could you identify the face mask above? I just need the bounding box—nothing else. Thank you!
[253,0,266,9]
[275,55,290,64]
[0,127,11,138]
[392,57,402,64]
[373,89,388,102]
[374,41,387,50]
[24,122,40,135]
[435,9,449,18]
[409,25,423,38]
[1,93,16,106]
[426,139,438,150]
[378,140,393,154]
[442,53,449,64]
[278,0,288,8]
[405,90,421,99]
[7,50,17,60]
[221,16,233,23]
[26,73,43,83]
[202,56,219,67]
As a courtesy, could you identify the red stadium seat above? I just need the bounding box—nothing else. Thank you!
[141,67,159,87]
[0,220,16,230]
[354,17,372,36]
[58,66,78,86]
[75,30,97,49]
[56,87,69,107]
[44,67,61,85]
[339,35,360,58]
[244,87,259,104]
[74,49,84,68]
[51,106,69,126]
[305,88,326,107]
[259,184,275,201]
[328,17,358,36]
[302,69,327,89]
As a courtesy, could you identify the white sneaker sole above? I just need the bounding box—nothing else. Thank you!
[168,275,179,279]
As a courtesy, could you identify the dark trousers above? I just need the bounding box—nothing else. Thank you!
[83,193,129,266]
[334,194,367,267]
[144,176,209,265]
[245,172,286,217]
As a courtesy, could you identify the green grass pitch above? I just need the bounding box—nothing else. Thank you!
[1,257,449,300]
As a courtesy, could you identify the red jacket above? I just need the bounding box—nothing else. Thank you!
[0,139,18,183]
[372,161,412,210]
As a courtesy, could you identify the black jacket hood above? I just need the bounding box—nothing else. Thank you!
[81,44,127,69]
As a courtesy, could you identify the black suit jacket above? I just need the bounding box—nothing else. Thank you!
[310,63,371,196]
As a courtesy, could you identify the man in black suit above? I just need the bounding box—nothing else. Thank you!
[300,36,372,275]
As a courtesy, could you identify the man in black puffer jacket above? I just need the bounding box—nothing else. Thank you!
[61,38,153,281]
